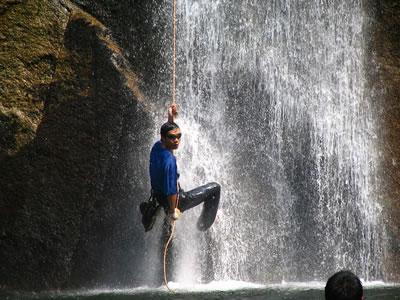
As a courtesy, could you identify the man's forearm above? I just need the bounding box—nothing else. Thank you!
[168,104,177,123]
[167,194,178,214]
[168,113,174,123]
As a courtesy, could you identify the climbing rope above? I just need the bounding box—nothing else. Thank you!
[172,0,177,104]
[163,220,176,291]
[163,196,179,292]
[163,0,178,292]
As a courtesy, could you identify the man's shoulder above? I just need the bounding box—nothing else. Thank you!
[150,141,174,160]
[150,141,162,154]
[151,140,161,149]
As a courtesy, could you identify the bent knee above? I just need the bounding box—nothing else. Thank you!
[208,182,221,192]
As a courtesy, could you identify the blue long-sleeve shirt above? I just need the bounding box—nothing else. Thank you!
[149,141,179,197]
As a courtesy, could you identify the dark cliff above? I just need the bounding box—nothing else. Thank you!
[0,0,152,290]
[71,0,173,103]
[368,0,400,282]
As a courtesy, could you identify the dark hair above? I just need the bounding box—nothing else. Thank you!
[325,270,363,300]
[160,122,179,137]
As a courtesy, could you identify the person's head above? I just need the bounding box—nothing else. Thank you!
[160,122,181,151]
[325,270,363,300]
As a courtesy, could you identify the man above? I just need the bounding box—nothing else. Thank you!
[325,270,364,300]
[142,104,220,231]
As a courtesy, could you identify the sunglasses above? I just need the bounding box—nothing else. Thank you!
[166,133,182,140]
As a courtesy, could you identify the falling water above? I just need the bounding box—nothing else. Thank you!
[147,0,385,284]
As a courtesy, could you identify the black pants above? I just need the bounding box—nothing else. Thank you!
[156,182,221,231]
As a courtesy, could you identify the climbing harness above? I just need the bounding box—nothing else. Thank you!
[163,0,178,291]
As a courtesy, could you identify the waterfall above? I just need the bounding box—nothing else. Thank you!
[147,0,385,284]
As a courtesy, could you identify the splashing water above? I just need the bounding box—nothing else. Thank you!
[147,0,385,284]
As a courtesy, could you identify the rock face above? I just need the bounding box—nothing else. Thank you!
[368,0,400,282]
[0,0,152,290]
[70,0,173,103]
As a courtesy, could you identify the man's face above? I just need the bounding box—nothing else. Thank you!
[161,128,181,151]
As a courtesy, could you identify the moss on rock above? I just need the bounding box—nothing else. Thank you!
[0,1,70,151]
[0,0,151,291]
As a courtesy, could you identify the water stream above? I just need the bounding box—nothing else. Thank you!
[145,0,384,285]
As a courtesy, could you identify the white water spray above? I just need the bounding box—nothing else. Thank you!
[148,0,385,284]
